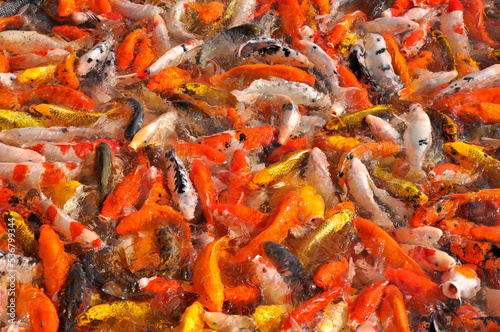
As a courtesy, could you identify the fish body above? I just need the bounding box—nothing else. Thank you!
[146,39,204,76]
[16,284,59,332]
[28,104,107,127]
[94,141,113,204]
[441,0,470,56]
[161,147,199,221]
[252,255,293,306]
[2,210,37,257]
[0,109,45,130]
[373,167,428,205]
[364,33,404,96]
[124,98,144,141]
[437,64,500,97]
[61,262,86,332]
[76,37,115,76]
[441,264,480,300]
[129,111,178,150]
[249,149,310,189]
[238,78,331,108]
[263,241,317,305]
[322,105,398,134]
[402,104,432,171]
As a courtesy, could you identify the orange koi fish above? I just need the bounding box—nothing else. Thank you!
[382,31,412,100]
[385,267,445,311]
[197,125,278,152]
[116,204,189,238]
[57,0,76,17]
[0,53,9,73]
[116,27,148,71]
[328,11,366,48]
[21,85,94,110]
[450,236,499,266]
[313,257,349,289]
[379,285,410,332]
[100,154,154,221]
[470,226,500,244]
[407,51,433,70]
[337,66,372,110]
[348,281,388,329]
[16,284,59,332]
[146,67,193,91]
[433,87,500,109]
[210,64,316,90]
[211,203,269,236]
[52,25,92,40]
[190,158,217,226]
[172,142,227,164]
[448,102,500,124]
[193,236,229,312]
[38,224,73,298]
[224,149,252,205]
[223,283,260,307]
[132,37,156,75]
[438,218,476,236]
[276,0,305,44]
[354,217,427,276]
[57,52,79,89]
[230,191,301,263]
[462,0,499,45]
[189,1,225,24]
[281,281,347,331]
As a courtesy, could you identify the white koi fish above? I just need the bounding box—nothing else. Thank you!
[402,104,432,171]
[441,265,481,301]
[365,33,404,96]
[161,147,199,221]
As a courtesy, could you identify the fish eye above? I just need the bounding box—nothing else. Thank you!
[143,139,147,143]
[261,184,266,187]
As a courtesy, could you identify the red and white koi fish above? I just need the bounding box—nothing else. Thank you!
[252,255,293,306]
[39,192,104,249]
[400,244,456,272]
[441,0,470,56]
[0,142,45,163]
[0,162,80,190]
[23,140,122,163]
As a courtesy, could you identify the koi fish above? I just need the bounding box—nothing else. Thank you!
[441,264,481,300]
[160,147,199,221]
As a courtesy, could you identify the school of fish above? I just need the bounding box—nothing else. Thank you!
[0,0,499,330]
